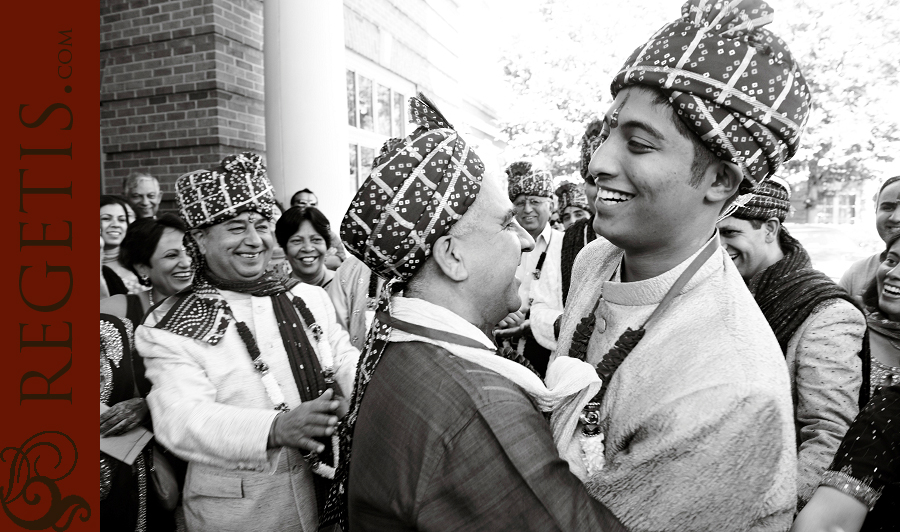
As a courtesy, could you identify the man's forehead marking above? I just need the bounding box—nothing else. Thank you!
[607,92,631,128]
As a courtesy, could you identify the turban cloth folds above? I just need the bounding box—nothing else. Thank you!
[506,161,554,201]
[556,182,590,212]
[722,175,791,222]
[611,0,812,186]
[340,93,486,282]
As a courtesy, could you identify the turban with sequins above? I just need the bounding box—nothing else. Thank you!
[506,161,554,201]
[556,182,590,212]
[175,152,275,230]
[611,0,811,187]
[580,119,605,183]
[723,175,791,222]
[340,93,485,282]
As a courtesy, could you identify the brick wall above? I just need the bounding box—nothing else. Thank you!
[100,0,265,208]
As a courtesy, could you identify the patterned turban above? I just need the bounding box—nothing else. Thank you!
[175,152,275,273]
[340,93,485,282]
[175,152,275,230]
[556,182,590,212]
[721,176,791,222]
[506,161,554,201]
[580,119,605,183]
[611,0,811,187]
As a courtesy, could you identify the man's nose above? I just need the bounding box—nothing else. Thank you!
[244,227,263,246]
[587,141,614,183]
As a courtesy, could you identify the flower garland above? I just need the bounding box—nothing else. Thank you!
[567,237,720,473]
[233,298,340,480]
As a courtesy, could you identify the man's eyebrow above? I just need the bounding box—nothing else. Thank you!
[619,119,667,141]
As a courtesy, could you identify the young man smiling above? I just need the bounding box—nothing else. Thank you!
[839,175,900,299]
[718,178,864,508]
[551,1,813,530]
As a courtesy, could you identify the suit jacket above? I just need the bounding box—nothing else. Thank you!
[349,340,625,531]
[137,282,359,532]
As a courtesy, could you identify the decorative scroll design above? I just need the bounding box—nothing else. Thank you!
[1,431,91,530]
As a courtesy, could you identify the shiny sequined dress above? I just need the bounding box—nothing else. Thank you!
[820,385,900,532]
[100,313,149,531]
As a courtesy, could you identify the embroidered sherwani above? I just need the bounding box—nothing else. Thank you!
[348,298,624,531]
[137,283,359,532]
[553,238,797,532]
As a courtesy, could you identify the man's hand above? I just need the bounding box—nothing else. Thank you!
[101,397,149,437]
[494,310,530,340]
[269,389,341,453]
[495,310,525,330]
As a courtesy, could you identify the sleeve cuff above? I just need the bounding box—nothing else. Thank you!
[820,469,882,511]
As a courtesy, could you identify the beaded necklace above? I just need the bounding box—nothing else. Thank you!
[569,237,720,436]
[233,295,339,479]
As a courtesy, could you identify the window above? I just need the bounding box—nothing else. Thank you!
[347,144,377,190]
[358,75,373,132]
[346,71,356,127]
[348,143,358,190]
[346,70,407,138]
[345,59,415,196]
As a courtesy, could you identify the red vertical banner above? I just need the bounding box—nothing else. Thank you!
[2,3,99,531]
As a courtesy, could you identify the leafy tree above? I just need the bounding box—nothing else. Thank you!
[774,0,900,221]
[497,0,900,218]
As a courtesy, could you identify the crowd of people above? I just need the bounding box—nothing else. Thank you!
[100,1,897,531]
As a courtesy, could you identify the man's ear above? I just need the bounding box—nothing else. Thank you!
[706,161,743,203]
[764,217,781,242]
[431,235,468,282]
[190,229,208,256]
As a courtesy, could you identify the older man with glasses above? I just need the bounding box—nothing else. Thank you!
[494,161,564,377]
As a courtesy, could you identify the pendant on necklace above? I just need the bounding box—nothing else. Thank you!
[580,402,602,436]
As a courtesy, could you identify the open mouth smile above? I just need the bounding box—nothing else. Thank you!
[237,252,260,259]
[883,284,900,297]
[597,187,635,205]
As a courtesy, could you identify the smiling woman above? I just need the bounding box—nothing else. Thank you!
[100,214,193,326]
[861,233,900,398]
[100,195,143,295]
[275,206,335,288]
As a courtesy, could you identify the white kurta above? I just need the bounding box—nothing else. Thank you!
[137,282,359,532]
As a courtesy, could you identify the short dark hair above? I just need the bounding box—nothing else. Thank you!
[275,206,331,250]
[862,231,900,310]
[640,86,718,187]
[876,175,900,203]
[100,195,132,224]
[120,214,187,284]
[290,188,317,205]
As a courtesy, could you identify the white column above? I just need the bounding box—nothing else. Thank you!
[264,0,348,228]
